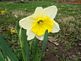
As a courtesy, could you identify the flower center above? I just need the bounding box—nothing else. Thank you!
[32,16,54,36]
[37,20,43,24]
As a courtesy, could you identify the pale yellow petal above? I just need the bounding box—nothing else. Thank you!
[34,7,43,14]
[19,15,33,30]
[26,30,35,40]
[44,5,58,19]
[33,7,45,17]
[52,21,60,33]
[36,36,44,40]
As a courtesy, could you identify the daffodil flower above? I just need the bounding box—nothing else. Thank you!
[19,5,60,40]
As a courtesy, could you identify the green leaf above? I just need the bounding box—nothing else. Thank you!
[19,28,30,61]
[0,36,18,61]
[16,20,20,35]
[31,37,42,61]
[42,30,48,52]
[0,51,4,61]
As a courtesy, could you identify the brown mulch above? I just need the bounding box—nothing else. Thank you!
[44,40,81,61]
[59,0,81,4]
[64,1,81,4]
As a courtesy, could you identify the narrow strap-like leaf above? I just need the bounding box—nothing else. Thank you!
[0,36,18,61]
[42,30,48,52]
[0,51,4,61]
[19,28,30,61]
[31,37,42,61]
[16,20,20,35]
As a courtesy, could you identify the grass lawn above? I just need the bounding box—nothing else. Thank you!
[0,1,81,61]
